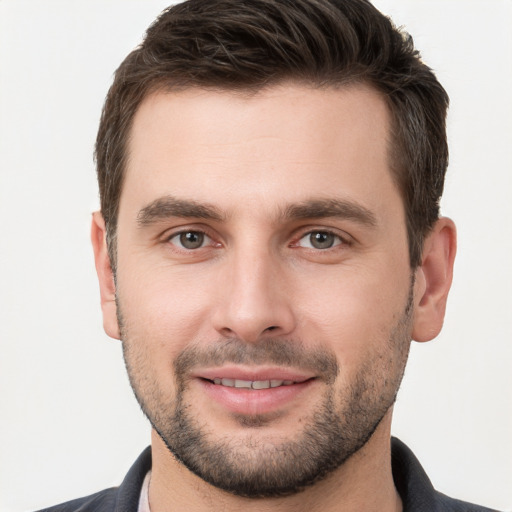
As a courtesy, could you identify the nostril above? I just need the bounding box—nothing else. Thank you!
[265,326,278,332]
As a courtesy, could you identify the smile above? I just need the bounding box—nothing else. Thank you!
[211,378,295,389]
[197,372,317,415]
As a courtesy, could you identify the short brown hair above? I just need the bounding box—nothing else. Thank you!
[95,0,449,268]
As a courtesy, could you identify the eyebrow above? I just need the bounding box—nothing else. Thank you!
[137,195,377,228]
[280,198,377,227]
[137,196,225,226]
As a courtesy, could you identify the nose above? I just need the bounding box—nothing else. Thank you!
[212,248,296,343]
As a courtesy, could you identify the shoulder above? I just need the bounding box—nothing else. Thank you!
[34,487,118,512]
[391,438,501,512]
[33,447,152,512]
[433,492,501,512]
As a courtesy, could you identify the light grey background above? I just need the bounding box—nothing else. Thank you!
[1,1,511,511]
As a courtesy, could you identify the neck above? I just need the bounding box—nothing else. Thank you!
[148,411,402,512]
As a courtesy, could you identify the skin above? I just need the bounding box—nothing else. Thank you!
[92,83,456,512]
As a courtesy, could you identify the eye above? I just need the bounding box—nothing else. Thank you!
[297,230,344,250]
[168,230,211,250]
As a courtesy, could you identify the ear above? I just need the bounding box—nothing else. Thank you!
[91,211,120,340]
[412,217,457,342]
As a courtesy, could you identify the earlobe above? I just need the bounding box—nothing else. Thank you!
[91,211,120,340]
[412,217,457,342]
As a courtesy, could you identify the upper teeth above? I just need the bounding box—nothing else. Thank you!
[213,378,294,389]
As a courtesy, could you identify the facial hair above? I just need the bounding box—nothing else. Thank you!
[119,282,413,498]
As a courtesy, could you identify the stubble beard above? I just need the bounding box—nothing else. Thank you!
[119,284,413,499]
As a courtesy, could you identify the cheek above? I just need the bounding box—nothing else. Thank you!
[116,264,217,362]
[296,263,411,366]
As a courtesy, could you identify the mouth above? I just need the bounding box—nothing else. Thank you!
[207,378,299,390]
[193,368,317,416]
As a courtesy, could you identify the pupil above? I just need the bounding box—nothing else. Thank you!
[311,232,334,249]
[180,231,204,249]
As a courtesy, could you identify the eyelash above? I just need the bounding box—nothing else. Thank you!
[293,229,350,250]
[164,227,351,253]
[166,230,217,251]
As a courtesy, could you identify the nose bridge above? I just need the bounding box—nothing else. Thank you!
[213,240,295,342]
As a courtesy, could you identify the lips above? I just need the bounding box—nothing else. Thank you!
[211,378,295,389]
[196,366,313,382]
[193,367,316,416]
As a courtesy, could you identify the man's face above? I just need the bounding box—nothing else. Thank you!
[112,84,416,496]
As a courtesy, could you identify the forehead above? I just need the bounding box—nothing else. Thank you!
[121,83,398,220]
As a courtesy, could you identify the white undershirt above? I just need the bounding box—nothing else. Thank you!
[137,470,152,512]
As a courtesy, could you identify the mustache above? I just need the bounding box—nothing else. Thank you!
[174,337,340,383]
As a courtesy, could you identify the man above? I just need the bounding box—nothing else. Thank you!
[37,0,498,511]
